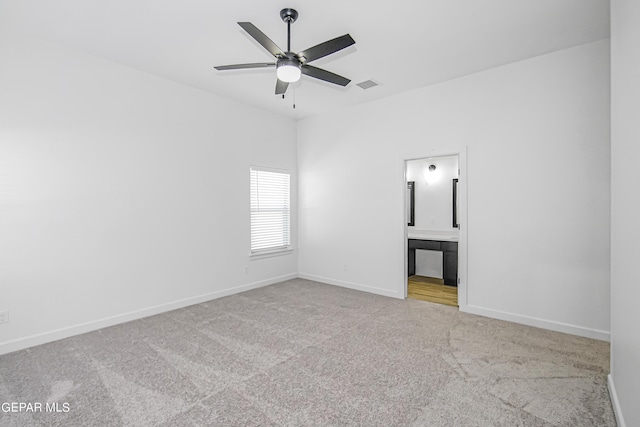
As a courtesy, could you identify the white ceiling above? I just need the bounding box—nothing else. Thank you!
[2,0,609,120]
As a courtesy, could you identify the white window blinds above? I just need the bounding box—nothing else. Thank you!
[250,167,290,252]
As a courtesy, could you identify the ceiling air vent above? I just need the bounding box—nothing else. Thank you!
[356,79,381,90]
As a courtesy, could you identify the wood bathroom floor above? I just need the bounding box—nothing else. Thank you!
[408,275,458,307]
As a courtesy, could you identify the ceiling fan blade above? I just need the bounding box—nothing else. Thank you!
[296,34,355,64]
[275,79,289,95]
[238,22,284,57]
[301,65,350,86]
[214,63,275,71]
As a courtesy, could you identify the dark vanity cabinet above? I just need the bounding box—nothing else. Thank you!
[408,239,458,286]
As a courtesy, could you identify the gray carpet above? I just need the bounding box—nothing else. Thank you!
[0,279,615,426]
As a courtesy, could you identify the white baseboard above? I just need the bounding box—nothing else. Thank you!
[297,273,403,299]
[462,304,610,342]
[608,374,627,427]
[1,273,610,355]
[0,273,297,356]
[296,276,610,342]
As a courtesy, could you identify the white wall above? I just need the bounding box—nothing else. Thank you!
[610,0,640,425]
[298,40,610,340]
[0,35,297,354]
[407,156,459,232]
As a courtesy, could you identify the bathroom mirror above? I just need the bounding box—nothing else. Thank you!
[452,178,459,228]
[407,181,415,226]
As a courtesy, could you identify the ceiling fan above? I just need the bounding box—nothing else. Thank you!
[214,8,355,96]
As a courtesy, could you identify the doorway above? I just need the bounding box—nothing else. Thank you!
[404,153,465,308]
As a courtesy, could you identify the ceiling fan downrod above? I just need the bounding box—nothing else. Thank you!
[279,8,298,52]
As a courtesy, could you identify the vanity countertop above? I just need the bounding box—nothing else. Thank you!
[408,230,459,242]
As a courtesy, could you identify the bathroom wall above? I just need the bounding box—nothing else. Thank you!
[407,155,459,232]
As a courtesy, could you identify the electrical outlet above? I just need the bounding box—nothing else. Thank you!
[0,310,8,324]
[244,266,249,274]
[343,264,348,272]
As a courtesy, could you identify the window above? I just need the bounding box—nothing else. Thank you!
[250,166,290,253]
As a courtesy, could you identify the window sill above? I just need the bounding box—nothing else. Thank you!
[250,248,294,260]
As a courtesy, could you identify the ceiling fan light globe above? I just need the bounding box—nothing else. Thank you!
[277,63,301,83]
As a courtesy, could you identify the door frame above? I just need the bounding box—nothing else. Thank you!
[402,148,468,309]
